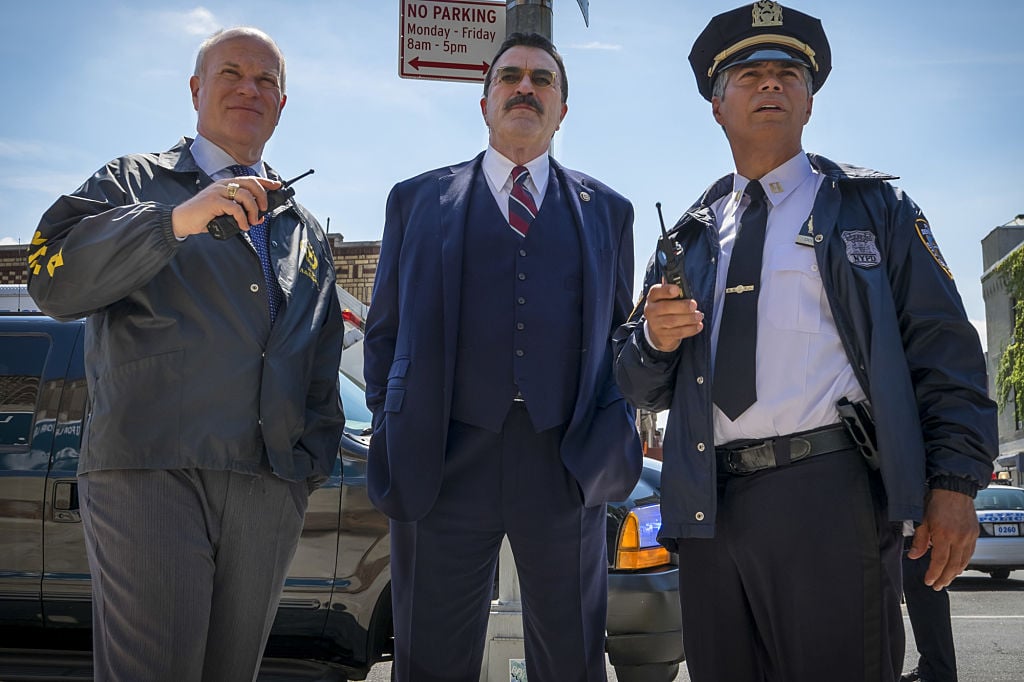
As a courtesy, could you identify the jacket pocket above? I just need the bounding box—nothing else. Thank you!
[384,387,406,413]
[388,357,411,381]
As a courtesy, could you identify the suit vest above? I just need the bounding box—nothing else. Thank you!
[450,166,583,432]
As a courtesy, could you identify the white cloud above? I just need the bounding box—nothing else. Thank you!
[165,7,220,36]
[3,172,87,197]
[0,139,58,160]
[0,237,20,246]
[568,41,622,51]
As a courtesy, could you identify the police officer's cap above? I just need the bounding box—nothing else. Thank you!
[689,1,831,101]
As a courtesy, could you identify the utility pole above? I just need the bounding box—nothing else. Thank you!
[505,0,552,37]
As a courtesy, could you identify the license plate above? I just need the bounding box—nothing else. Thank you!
[995,524,1020,537]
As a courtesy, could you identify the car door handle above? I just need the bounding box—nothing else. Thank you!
[53,480,81,523]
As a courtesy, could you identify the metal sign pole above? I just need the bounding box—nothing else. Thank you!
[505,0,553,37]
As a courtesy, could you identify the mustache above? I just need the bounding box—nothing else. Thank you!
[503,94,543,114]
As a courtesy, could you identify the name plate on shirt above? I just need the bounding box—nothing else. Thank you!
[795,214,816,247]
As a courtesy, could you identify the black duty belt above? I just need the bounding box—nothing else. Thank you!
[716,424,855,476]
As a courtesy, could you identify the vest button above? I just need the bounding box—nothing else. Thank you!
[518,273,526,281]
[515,349,525,357]
[517,297,526,305]
[519,249,527,257]
[250,283,260,292]
[516,322,525,331]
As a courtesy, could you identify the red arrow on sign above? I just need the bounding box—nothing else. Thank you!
[409,56,489,74]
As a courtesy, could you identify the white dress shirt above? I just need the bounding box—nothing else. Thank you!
[183,135,267,244]
[711,151,866,444]
[190,134,267,180]
[481,146,550,234]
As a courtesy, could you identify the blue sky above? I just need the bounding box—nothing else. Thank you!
[2,1,1022,343]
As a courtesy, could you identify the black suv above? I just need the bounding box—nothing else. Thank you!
[0,314,683,680]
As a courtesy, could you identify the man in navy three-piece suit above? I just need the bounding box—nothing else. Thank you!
[363,32,643,682]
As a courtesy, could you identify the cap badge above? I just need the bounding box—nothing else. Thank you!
[752,1,784,28]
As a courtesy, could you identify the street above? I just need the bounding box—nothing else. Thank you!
[1,570,1020,681]
[358,570,1024,682]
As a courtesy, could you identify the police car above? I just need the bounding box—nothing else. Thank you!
[967,485,1024,580]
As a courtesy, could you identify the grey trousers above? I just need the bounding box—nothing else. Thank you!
[79,468,308,682]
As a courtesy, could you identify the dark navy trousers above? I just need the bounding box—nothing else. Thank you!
[675,449,905,682]
[903,546,958,681]
[389,403,608,682]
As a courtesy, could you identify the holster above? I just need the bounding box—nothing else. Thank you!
[836,397,880,470]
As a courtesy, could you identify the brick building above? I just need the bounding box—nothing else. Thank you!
[0,243,28,286]
[0,238,380,306]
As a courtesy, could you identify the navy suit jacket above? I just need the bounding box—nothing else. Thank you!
[364,152,642,522]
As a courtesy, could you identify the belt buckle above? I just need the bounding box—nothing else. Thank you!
[724,442,760,476]
[723,450,747,476]
[728,439,774,475]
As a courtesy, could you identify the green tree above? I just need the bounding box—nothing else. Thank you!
[995,245,1024,419]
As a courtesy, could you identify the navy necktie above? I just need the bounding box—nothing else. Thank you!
[713,180,768,421]
[227,164,284,323]
[508,166,538,237]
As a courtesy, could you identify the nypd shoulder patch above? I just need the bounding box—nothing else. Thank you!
[914,218,953,280]
[840,230,881,269]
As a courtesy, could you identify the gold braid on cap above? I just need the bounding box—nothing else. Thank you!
[707,34,818,78]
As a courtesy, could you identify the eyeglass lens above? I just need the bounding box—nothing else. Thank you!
[496,67,556,88]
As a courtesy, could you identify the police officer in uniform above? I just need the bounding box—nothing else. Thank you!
[613,3,997,681]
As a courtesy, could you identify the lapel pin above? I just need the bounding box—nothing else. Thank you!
[579,190,591,202]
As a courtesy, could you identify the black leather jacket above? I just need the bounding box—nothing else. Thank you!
[27,138,344,485]
[614,154,997,544]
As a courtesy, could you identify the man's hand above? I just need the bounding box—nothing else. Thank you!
[907,488,979,590]
[171,176,282,238]
[644,283,704,352]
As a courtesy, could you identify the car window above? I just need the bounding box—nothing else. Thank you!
[338,371,372,435]
[974,488,1024,511]
[0,335,51,449]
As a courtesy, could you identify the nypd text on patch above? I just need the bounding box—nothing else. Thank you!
[840,230,881,269]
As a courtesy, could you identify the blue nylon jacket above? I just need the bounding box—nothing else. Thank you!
[613,153,997,546]
[27,138,345,486]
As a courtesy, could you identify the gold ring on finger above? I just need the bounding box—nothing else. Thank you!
[226,182,240,200]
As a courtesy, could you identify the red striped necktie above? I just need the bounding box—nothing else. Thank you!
[508,165,538,237]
